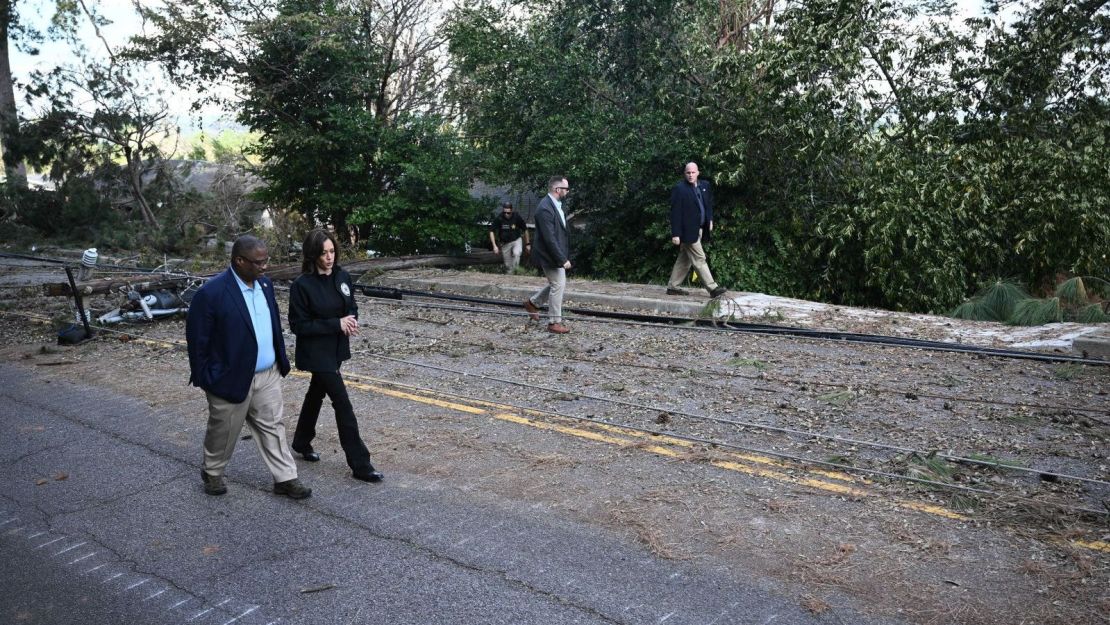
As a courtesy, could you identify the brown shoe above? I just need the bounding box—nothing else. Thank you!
[523,299,540,321]
[666,287,688,296]
[547,322,570,334]
[274,478,312,500]
[201,471,227,496]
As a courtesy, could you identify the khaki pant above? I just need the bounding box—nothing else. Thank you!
[668,237,719,291]
[500,238,523,273]
[202,366,298,482]
[529,266,566,324]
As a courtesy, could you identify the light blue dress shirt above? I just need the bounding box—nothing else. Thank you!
[232,270,276,373]
[550,193,566,227]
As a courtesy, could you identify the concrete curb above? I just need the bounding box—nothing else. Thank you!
[373,275,716,318]
[368,269,1110,359]
[1072,331,1110,360]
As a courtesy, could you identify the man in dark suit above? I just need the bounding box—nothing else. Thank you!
[523,175,572,334]
[186,235,311,499]
[667,162,727,298]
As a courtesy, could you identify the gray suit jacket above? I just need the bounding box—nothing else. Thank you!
[531,193,569,270]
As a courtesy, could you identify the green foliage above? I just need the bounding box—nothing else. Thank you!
[1075,304,1110,323]
[980,280,1029,321]
[447,0,1110,313]
[237,1,483,252]
[1009,297,1063,326]
[953,275,1108,325]
[0,179,135,247]
[951,279,1028,321]
[349,115,487,255]
[1055,277,1088,307]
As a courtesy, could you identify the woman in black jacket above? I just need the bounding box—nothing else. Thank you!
[288,229,383,482]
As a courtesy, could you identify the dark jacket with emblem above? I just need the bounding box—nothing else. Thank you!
[288,266,358,372]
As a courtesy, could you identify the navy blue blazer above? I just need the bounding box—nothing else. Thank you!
[531,194,570,270]
[186,267,290,403]
[670,179,714,244]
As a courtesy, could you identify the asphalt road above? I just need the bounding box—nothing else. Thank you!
[0,362,898,625]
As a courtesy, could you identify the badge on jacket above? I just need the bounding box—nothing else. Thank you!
[341,283,351,297]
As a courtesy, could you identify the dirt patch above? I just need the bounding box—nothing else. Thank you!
[2,259,1108,625]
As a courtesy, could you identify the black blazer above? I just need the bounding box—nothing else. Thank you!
[288,266,358,372]
[186,268,290,403]
[670,179,714,244]
[531,194,570,270]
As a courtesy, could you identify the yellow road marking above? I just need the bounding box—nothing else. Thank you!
[1071,539,1110,553]
[340,373,976,520]
[0,320,1096,550]
[344,374,1110,545]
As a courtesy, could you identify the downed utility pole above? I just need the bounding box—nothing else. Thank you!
[42,252,503,295]
[264,251,503,281]
[43,275,194,297]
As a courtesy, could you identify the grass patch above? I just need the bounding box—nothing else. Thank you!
[998,408,1037,424]
[1009,297,1063,326]
[1075,303,1110,323]
[817,390,856,406]
[1055,277,1087,305]
[905,453,955,483]
[946,493,981,513]
[951,278,1028,321]
[699,299,721,318]
[1052,363,1083,381]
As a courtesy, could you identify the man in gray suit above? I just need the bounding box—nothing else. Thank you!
[523,175,572,334]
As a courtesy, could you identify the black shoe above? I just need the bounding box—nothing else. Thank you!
[274,478,312,499]
[201,471,227,496]
[352,469,384,483]
[709,286,727,298]
[666,287,688,296]
[291,445,320,462]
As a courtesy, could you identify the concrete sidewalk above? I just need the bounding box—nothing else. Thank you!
[367,268,1110,358]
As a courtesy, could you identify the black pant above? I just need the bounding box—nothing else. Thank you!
[292,371,372,473]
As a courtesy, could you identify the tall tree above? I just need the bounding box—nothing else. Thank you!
[0,0,31,187]
[131,0,484,251]
[19,0,176,227]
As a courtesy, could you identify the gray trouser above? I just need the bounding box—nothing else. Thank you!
[529,266,566,324]
[202,366,298,482]
[668,237,718,291]
[500,238,522,273]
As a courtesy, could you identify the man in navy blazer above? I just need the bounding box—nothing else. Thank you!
[524,175,572,333]
[667,162,727,298]
[186,235,311,499]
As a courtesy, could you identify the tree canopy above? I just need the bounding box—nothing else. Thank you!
[6,0,1107,314]
[447,0,1110,312]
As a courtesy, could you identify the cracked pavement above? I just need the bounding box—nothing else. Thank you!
[0,362,894,625]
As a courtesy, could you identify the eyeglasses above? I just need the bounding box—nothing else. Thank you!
[239,256,270,268]
[555,186,569,191]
